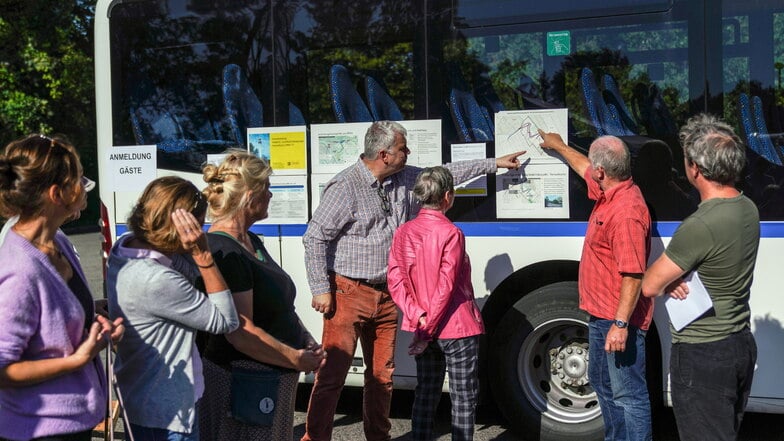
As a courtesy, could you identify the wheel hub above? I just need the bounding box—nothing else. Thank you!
[550,342,590,387]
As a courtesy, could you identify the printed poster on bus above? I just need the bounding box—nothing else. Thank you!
[310,120,442,174]
[259,175,308,224]
[309,173,333,215]
[247,126,307,176]
[451,142,487,197]
[494,109,570,218]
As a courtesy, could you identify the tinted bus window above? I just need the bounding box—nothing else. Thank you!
[721,0,784,220]
[435,1,698,221]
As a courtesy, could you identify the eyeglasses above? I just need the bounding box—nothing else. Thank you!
[191,188,206,213]
[37,135,95,192]
[37,134,66,165]
[377,185,391,216]
[81,176,95,192]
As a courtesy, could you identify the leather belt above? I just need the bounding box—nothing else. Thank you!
[344,276,387,292]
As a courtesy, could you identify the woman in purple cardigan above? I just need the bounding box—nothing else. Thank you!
[387,166,485,441]
[0,134,124,441]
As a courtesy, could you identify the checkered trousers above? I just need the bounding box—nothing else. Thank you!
[412,336,480,441]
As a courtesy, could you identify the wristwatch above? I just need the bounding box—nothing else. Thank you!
[614,319,628,329]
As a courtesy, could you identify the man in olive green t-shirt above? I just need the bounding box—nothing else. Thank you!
[642,114,760,441]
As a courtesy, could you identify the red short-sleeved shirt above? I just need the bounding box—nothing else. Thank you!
[579,169,653,330]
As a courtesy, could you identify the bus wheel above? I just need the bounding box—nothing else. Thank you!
[489,281,604,441]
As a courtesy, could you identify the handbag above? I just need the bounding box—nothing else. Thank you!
[230,365,280,426]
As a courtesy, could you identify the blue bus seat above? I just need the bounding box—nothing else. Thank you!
[752,95,784,165]
[739,93,781,165]
[289,102,306,125]
[602,74,638,134]
[581,67,631,137]
[580,68,607,136]
[364,75,403,121]
[473,77,504,128]
[330,64,372,123]
[222,63,263,146]
[448,88,493,142]
[130,105,190,152]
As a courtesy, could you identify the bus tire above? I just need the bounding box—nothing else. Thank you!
[489,281,604,441]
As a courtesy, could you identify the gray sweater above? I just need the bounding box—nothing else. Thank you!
[107,234,239,433]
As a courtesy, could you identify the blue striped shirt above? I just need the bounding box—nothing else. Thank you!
[303,157,496,296]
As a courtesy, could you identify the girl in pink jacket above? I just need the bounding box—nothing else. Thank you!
[388,166,484,441]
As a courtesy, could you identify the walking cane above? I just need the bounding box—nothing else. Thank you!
[106,333,134,441]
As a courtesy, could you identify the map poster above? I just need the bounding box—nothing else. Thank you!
[247,126,308,176]
[310,122,371,174]
[494,109,570,219]
[494,108,568,160]
[495,162,570,219]
[310,120,443,174]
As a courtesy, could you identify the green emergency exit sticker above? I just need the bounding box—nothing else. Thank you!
[547,31,571,56]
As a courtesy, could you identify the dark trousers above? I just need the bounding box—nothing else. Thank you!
[670,328,757,441]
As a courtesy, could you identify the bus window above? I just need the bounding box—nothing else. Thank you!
[110,0,271,172]
[282,4,420,125]
[721,0,784,220]
[439,5,698,221]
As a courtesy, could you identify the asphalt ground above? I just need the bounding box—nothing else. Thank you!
[68,232,784,441]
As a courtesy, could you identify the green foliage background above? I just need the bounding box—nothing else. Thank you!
[0,0,98,230]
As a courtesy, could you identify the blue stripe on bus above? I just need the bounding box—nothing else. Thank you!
[115,221,784,238]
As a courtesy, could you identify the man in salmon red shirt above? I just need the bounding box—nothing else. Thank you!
[540,130,653,441]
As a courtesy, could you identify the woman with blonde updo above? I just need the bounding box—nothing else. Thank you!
[198,149,325,440]
[0,134,124,441]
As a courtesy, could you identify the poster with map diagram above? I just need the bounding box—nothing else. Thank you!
[310,122,370,174]
[494,109,570,218]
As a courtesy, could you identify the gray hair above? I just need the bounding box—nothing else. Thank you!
[413,166,454,209]
[364,121,408,159]
[679,113,745,185]
[588,136,631,180]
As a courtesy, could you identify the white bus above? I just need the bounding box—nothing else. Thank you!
[94,0,784,439]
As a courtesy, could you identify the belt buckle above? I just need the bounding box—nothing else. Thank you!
[369,281,387,292]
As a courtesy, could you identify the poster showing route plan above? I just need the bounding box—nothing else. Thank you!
[310,120,443,174]
[494,109,570,219]
[310,122,370,174]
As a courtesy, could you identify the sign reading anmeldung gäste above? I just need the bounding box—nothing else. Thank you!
[103,145,157,191]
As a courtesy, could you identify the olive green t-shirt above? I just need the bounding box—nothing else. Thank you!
[664,194,759,343]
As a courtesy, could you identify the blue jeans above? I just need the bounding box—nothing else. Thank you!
[129,423,199,441]
[588,318,652,441]
[670,328,756,441]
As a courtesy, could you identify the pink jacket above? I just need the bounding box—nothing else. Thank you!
[388,209,484,340]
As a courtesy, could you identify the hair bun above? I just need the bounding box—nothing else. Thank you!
[0,157,21,189]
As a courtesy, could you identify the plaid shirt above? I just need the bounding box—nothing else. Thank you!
[579,168,653,329]
[303,157,496,296]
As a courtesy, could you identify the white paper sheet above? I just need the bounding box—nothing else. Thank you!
[664,271,714,331]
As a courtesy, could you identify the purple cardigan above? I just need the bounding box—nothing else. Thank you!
[0,230,106,440]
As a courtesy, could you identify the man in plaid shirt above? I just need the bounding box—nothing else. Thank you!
[539,130,653,441]
[300,120,523,441]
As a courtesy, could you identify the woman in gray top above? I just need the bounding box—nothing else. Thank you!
[108,176,239,441]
